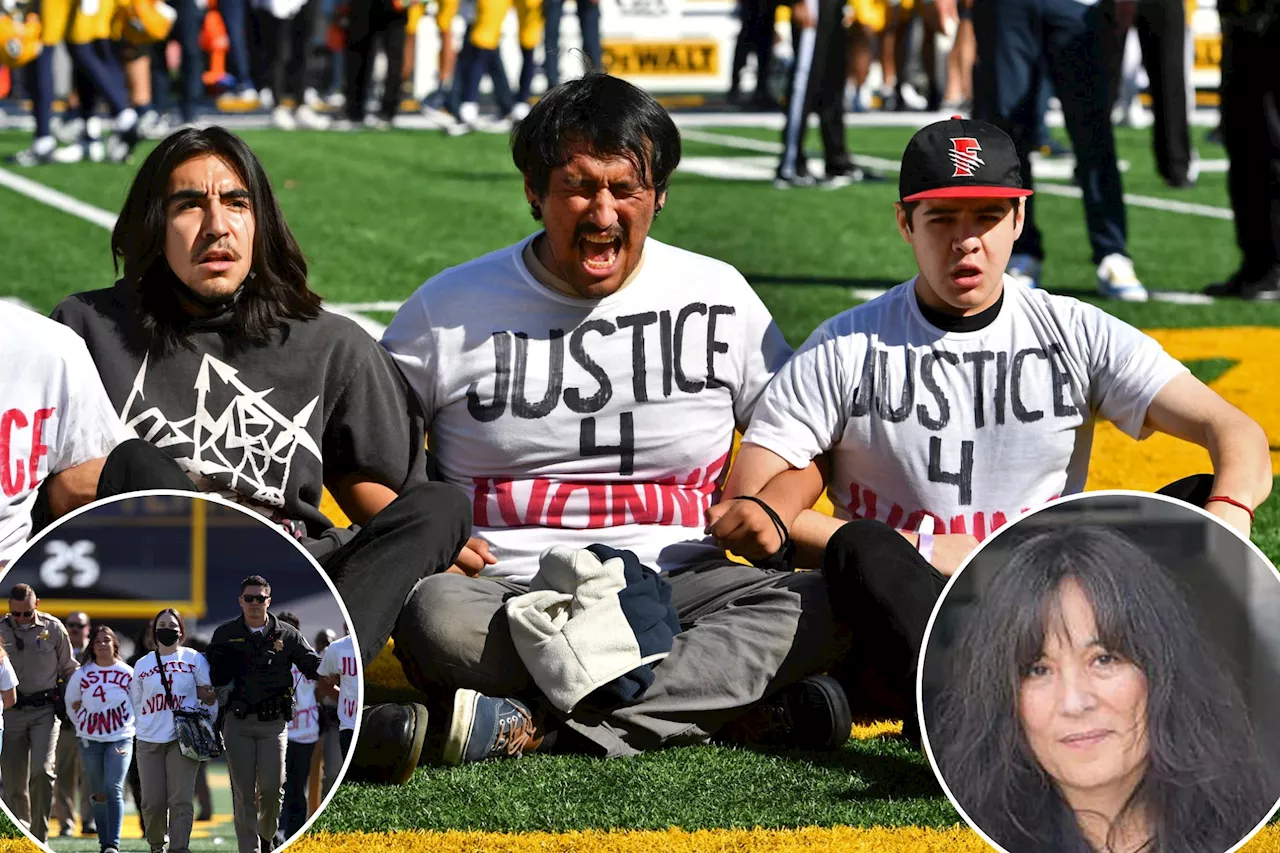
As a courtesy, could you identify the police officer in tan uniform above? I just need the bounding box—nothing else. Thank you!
[0,584,77,843]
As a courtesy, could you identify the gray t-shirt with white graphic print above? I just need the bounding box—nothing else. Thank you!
[53,283,429,537]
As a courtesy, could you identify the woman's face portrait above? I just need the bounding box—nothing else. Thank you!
[155,612,182,639]
[1018,578,1150,810]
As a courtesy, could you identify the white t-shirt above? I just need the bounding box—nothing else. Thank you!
[0,302,131,564]
[287,664,319,744]
[0,656,16,732]
[744,279,1187,541]
[65,661,135,742]
[382,235,792,584]
[129,647,214,744]
[317,637,357,732]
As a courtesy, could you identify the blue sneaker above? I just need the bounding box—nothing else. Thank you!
[443,690,547,765]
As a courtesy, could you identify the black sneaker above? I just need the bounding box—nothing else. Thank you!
[1204,269,1251,298]
[443,690,549,764]
[719,675,853,751]
[1243,268,1280,301]
[347,702,429,784]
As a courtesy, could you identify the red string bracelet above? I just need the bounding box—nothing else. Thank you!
[1206,496,1255,522]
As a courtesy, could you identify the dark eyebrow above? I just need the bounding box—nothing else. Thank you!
[164,187,252,206]
[923,206,960,216]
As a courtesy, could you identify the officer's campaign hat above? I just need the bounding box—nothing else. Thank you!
[899,116,1034,202]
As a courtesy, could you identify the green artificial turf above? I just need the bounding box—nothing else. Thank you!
[317,738,955,833]
[1,121,1277,834]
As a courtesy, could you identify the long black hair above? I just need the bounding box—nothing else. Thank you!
[111,126,321,356]
[511,71,681,219]
[931,526,1276,853]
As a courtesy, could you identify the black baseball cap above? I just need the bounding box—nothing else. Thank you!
[899,116,1033,202]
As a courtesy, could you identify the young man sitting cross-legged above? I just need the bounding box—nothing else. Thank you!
[376,73,907,767]
[708,117,1272,730]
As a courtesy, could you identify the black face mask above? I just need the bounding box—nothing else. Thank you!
[155,628,181,647]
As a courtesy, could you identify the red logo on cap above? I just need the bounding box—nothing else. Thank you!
[949,137,984,178]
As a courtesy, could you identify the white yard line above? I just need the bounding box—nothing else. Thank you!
[0,166,392,334]
[679,129,1235,221]
[1,129,1222,317]
[0,166,119,229]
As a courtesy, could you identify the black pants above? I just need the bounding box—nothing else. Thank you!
[822,474,1216,743]
[90,441,471,671]
[1221,17,1280,278]
[339,728,353,755]
[822,520,946,745]
[255,1,320,103]
[316,481,471,668]
[777,0,851,178]
[1105,0,1193,185]
[279,739,315,840]
[973,0,1127,262]
[344,0,407,122]
[732,0,775,95]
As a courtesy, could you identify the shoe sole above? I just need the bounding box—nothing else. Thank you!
[389,704,430,784]
[808,675,854,751]
[443,689,481,766]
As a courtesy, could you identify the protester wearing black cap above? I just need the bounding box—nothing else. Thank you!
[969,0,1147,301]
[708,117,1271,728]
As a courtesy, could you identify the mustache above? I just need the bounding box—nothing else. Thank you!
[575,225,626,245]
[193,241,241,262]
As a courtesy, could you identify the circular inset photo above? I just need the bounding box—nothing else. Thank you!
[0,491,362,853]
[920,491,1280,853]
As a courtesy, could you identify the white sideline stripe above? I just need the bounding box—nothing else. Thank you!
[680,130,1235,221]
[0,166,119,230]
[1,132,1220,321]
[0,166,395,336]
[1,297,41,312]
[327,305,388,338]
[325,300,406,312]
[850,284,1214,306]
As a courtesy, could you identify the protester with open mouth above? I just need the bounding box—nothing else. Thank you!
[708,116,1270,743]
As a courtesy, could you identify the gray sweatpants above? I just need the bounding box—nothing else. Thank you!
[223,714,287,853]
[393,560,842,757]
[0,706,60,841]
[136,739,199,853]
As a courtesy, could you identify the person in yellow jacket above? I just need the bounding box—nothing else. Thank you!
[443,0,542,132]
[8,0,141,165]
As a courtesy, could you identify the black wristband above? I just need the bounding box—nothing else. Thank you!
[732,495,797,572]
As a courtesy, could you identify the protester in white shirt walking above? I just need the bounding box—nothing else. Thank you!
[128,610,216,853]
[317,634,357,755]
[65,626,136,853]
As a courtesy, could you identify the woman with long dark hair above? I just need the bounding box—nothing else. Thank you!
[930,526,1277,853]
[66,625,135,853]
[128,609,215,853]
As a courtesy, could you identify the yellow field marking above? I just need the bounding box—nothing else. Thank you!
[1085,327,1280,491]
[288,825,1280,853]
